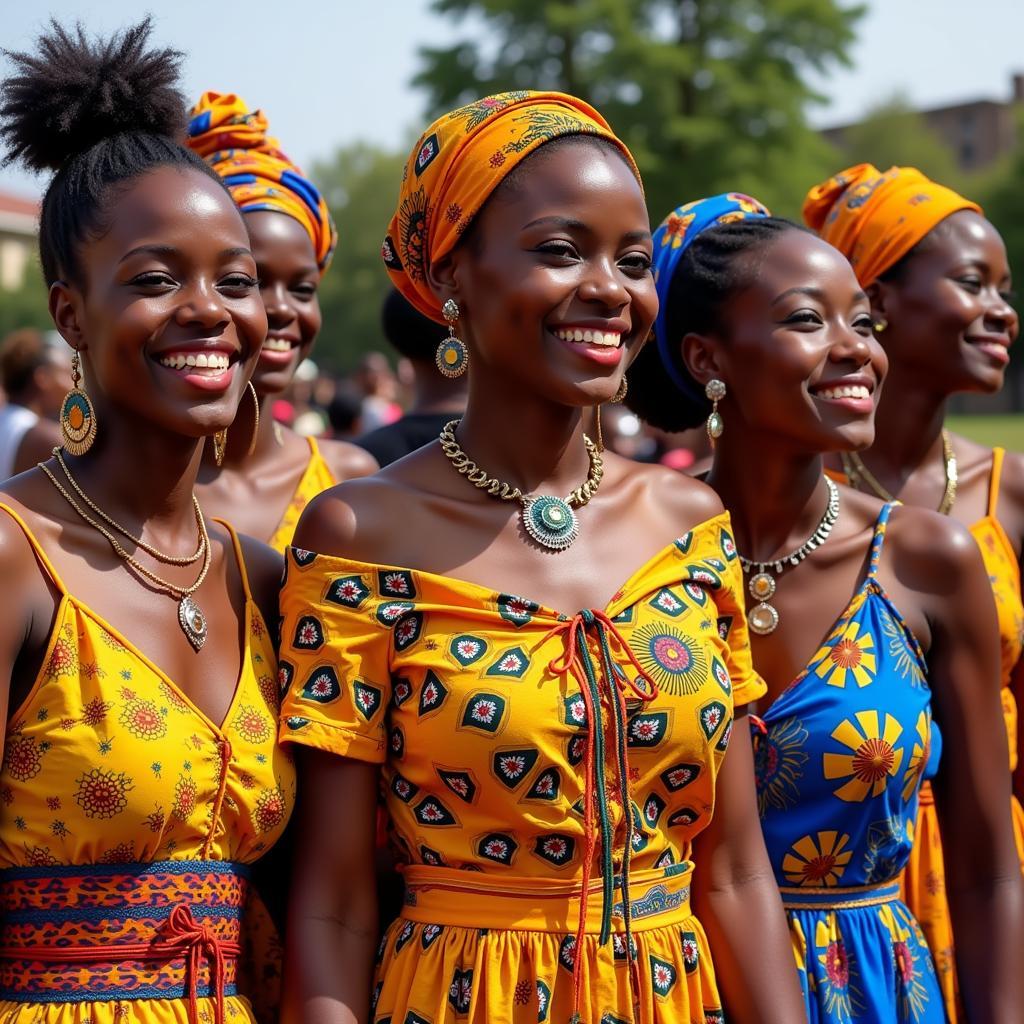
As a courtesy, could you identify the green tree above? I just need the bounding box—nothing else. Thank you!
[414,0,864,220]
[0,267,50,340]
[833,94,960,186]
[312,142,408,371]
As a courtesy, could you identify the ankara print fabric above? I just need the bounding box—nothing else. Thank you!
[279,511,762,1020]
[753,503,944,1023]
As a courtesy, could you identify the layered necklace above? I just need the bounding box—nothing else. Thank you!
[738,476,841,636]
[841,429,957,515]
[39,448,211,650]
[439,419,603,551]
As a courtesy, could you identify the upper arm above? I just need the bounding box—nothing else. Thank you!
[320,439,379,483]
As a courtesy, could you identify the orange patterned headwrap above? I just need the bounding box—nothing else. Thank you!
[187,91,337,274]
[382,91,640,322]
[803,163,981,286]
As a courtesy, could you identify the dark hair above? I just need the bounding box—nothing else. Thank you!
[0,328,49,397]
[625,217,809,432]
[0,19,224,286]
[381,288,447,362]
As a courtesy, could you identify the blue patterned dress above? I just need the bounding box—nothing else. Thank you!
[753,503,945,1023]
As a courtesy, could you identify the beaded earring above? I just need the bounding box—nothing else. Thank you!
[59,350,97,455]
[435,298,469,378]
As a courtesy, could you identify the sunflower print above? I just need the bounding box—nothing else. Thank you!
[814,917,866,1021]
[812,618,878,688]
[900,711,930,802]
[782,830,853,887]
[823,710,905,803]
[880,903,934,1022]
[753,716,809,816]
[630,623,708,696]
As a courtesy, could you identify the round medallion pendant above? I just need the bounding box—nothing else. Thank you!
[748,572,776,602]
[435,338,468,378]
[178,596,208,652]
[748,601,780,636]
[521,495,579,551]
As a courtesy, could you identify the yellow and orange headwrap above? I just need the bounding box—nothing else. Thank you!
[382,91,640,322]
[187,91,337,274]
[803,163,981,286]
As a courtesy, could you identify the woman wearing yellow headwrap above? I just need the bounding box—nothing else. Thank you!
[188,92,376,555]
[806,163,1024,1021]
[277,91,804,1024]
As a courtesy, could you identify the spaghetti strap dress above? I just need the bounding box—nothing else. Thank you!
[279,512,765,1024]
[267,437,336,554]
[899,446,1024,1020]
[0,503,295,1024]
[753,502,944,1023]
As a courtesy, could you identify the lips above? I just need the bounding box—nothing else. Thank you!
[812,383,872,401]
[153,345,238,392]
[158,351,231,372]
[966,336,1011,365]
[552,326,622,348]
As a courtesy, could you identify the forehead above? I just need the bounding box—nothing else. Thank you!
[924,209,1007,265]
[750,230,860,295]
[244,208,316,260]
[97,165,248,255]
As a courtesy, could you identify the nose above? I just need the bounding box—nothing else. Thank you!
[984,287,1018,340]
[263,281,294,327]
[175,279,228,329]
[577,256,629,309]
[828,320,875,367]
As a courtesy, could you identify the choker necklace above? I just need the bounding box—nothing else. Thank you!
[841,430,957,515]
[738,476,841,636]
[439,419,603,551]
[39,452,211,651]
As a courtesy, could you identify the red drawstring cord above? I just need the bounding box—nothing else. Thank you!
[544,609,659,1021]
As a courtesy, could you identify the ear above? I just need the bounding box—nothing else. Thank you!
[48,281,86,353]
[681,331,727,390]
[425,252,460,310]
[865,280,889,324]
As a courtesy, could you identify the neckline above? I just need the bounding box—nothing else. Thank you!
[294,509,732,622]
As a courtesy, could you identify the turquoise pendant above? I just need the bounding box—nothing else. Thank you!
[521,495,579,551]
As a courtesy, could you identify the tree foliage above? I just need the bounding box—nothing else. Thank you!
[312,142,408,371]
[0,266,50,341]
[414,0,864,220]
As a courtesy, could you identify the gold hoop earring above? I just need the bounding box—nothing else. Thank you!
[244,381,260,458]
[705,379,726,445]
[59,350,97,456]
[212,430,228,467]
[611,376,628,403]
[435,298,469,378]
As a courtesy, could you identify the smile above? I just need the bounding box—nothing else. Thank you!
[813,384,871,401]
[158,351,231,372]
[552,327,622,348]
[263,337,297,353]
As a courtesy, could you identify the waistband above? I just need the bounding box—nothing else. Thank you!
[401,861,694,933]
[918,780,935,807]
[778,879,900,911]
[0,860,248,1023]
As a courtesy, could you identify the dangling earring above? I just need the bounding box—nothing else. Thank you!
[435,298,469,378]
[244,381,260,458]
[59,349,97,455]
[212,429,228,467]
[873,317,887,333]
[705,379,726,445]
[611,376,628,403]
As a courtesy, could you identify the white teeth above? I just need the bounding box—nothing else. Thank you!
[158,352,231,372]
[195,353,208,368]
[816,384,870,400]
[582,329,593,343]
[552,327,623,347]
[264,337,293,352]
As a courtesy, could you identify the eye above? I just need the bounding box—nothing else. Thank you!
[291,283,318,300]
[956,276,982,293]
[853,313,874,333]
[535,241,579,261]
[220,274,259,294]
[618,252,652,276]
[781,310,823,326]
[129,272,176,289]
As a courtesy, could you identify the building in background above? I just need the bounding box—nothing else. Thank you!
[0,191,39,292]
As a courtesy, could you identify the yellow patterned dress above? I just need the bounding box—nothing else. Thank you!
[267,437,336,555]
[279,511,765,1024]
[0,504,295,1023]
[899,447,1024,1019]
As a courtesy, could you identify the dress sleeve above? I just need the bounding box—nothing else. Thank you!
[277,548,392,763]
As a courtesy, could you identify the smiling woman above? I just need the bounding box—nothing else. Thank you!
[277,93,804,1024]
[186,92,376,553]
[0,19,294,1024]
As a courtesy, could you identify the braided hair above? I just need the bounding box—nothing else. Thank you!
[625,217,811,432]
[0,18,224,286]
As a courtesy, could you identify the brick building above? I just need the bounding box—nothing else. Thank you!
[0,190,39,291]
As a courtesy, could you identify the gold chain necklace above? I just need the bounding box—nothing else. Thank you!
[38,459,212,651]
[841,429,957,515]
[53,448,204,564]
[439,419,603,551]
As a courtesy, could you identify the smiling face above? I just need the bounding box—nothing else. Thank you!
[441,139,657,407]
[873,210,1017,394]
[55,164,266,438]
[245,210,322,396]
[689,227,887,454]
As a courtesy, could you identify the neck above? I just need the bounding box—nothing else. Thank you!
[57,408,204,543]
[707,434,829,564]
[861,367,948,477]
[409,363,469,415]
[456,372,593,497]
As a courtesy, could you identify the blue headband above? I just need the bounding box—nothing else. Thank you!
[652,193,771,399]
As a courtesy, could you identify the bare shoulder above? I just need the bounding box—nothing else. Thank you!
[884,502,985,589]
[230,529,285,625]
[611,456,724,535]
[317,437,379,481]
[0,487,57,635]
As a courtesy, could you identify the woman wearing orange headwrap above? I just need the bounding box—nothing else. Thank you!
[277,91,804,1024]
[806,164,1024,1021]
[188,92,376,555]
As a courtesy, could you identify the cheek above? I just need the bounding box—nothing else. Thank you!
[232,296,269,357]
[300,302,322,346]
[905,280,978,333]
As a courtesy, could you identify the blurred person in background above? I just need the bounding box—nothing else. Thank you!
[354,289,468,465]
[352,350,402,431]
[187,92,376,554]
[0,328,70,478]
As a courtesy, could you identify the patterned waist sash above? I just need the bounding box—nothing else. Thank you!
[402,861,694,932]
[778,878,901,911]
[0,860,248,1024]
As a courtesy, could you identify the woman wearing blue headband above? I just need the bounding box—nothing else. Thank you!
[625,195,1023,1022]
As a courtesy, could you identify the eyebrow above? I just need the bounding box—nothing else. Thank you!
[118,244,253,264]
[772,285,867,305]
[521,216,651,243]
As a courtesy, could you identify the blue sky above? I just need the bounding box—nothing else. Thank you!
[1,0,1022,198]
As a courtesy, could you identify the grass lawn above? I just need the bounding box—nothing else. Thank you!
[948,414,1024,452]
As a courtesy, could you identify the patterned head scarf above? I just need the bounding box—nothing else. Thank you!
[382,91,640,323]
[803,163,981,286]
[187,91,337,274]
[652,193,770,397]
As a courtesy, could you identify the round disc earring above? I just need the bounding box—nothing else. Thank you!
[59,350,98,456]
[436,298,469,378]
